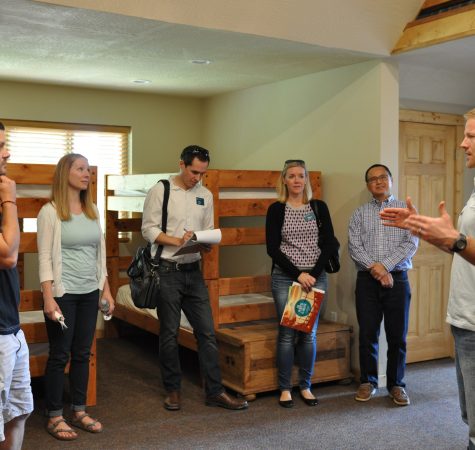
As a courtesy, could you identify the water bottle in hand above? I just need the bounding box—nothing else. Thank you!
[100,299,112,321]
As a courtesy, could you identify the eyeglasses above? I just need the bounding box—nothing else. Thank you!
[367,174,389,184]
[284,159,305,165]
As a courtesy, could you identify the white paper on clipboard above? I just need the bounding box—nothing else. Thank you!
[172,229,222,256]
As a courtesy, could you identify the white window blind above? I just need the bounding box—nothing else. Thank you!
[4,121,129,230]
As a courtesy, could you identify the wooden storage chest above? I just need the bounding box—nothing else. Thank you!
[217,320,352,396]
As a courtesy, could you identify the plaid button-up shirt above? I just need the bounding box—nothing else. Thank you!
[348,195,418,272]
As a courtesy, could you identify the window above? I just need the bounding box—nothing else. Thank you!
[3,120,130,230]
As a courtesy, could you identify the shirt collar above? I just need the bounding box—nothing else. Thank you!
[371,194,394,206]
[170,175,201,192]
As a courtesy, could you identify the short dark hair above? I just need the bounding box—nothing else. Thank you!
[365,164,392,182]
[0,122,4,131]
[180,145,210,166]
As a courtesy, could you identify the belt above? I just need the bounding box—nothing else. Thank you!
[159,259,200,272]
[358,270,406,275]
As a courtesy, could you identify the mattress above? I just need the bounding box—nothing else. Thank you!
[116,284,192,330]
[19,311,45,323]
[115,284,274,330]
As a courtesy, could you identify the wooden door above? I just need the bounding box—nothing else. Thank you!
[399,121,457,362]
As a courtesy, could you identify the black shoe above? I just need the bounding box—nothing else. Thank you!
[300,391,318,406]
[300,396,318,406]
[279,399,294,408]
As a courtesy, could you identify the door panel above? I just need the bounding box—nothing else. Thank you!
[399,122,455,362]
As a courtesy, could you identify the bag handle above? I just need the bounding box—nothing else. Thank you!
[152,179,170,263]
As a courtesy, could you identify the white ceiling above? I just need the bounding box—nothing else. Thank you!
[395,35,475,114]
[36,0,421,55]
[0,0,474,110]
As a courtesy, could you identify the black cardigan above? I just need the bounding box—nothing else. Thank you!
[265,200,339,280]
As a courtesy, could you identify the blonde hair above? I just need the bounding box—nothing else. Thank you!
[51,153,97,221]
[464,108,475,120]
[276,161,313,203]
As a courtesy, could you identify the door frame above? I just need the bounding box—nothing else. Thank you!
[399,109,465,359]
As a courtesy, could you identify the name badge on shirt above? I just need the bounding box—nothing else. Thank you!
[304,211,316,222]
[196,197,205,206]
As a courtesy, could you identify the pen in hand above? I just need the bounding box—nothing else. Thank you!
[183,228,196,242]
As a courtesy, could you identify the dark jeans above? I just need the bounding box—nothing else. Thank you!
[156,266,223,397]
[44,290,99,416]
[355,271,411,390]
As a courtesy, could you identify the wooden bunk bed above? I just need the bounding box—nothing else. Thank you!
[106,169,352,398]
[12,162,97,406]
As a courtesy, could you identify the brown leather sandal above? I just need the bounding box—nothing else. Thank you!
[46,418,78,441]
[71,412,103,433]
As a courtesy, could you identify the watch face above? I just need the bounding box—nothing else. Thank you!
[453,234,467,252]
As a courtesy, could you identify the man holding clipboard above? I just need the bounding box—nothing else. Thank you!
[141,145,247,412]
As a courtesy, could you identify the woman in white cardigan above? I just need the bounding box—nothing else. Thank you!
[37,153,114,441]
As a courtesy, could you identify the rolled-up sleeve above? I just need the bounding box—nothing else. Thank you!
[141,182,164,244]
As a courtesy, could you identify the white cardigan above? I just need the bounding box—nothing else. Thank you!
[37,202,108,298]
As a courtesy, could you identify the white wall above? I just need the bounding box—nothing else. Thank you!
[0,80,204,174]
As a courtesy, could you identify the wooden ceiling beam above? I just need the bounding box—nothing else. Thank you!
[421,0,452,8]
[392,4,475,54]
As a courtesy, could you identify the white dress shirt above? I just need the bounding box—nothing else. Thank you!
[141,177,214,263]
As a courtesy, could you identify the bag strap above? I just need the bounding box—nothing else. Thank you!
[160,179,170,234]
[310,200,322,229]
[152,179,170,263]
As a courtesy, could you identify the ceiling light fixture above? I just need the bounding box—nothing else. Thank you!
[132,79,151,84]
[190,59,212,65]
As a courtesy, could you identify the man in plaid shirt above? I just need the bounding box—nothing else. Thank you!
[348,164,418,406]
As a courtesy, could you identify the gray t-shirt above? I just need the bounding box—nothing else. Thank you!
[61,213,100,294]
[448,184,475,331]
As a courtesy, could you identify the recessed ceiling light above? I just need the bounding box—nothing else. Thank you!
[190,59,212,65]
[132,79,151,84]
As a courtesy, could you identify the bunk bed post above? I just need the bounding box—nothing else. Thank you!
[105,177,121,338]
[106,179,120,298]
[86,338,97,406]
[202,169,220,329]
[202,169,220,280]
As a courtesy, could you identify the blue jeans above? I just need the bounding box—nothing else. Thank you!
[452,325,475,450]
[271,267,327,391]
[44,290,99,416]
[156,266,223,397]
[355,271,411,390]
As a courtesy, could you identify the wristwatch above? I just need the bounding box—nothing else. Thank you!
[451,233,467,253]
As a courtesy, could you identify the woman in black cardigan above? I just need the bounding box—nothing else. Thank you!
[266,160,339,408]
